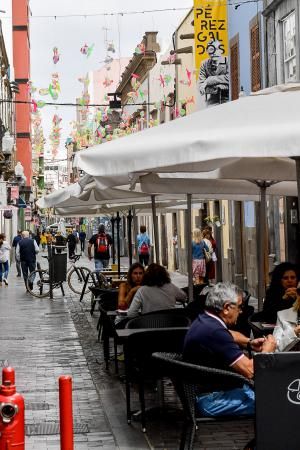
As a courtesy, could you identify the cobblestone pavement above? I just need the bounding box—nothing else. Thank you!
[0,254,254,449]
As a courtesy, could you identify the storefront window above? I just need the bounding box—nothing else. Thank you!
[283,12,297,82]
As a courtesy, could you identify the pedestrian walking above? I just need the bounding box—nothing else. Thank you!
[137,225,151,267]
[34,229,41,247]
[172,228,179,271]
[88,224,112,271]
[192,228,209,285]
[40,231,47,251]
[203,226,217,284]
[0,233,11,286]
[12,229,22,276]
[16,230,39,290]
[79,230,86,253]
[67,231,77,259]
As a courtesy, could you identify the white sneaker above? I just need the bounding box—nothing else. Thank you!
[3,278,8,286]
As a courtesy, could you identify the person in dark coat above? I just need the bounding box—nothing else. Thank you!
[12,230,22,277]
[16,230,39,290]
[67,232,77,259]
[79,230,86,253]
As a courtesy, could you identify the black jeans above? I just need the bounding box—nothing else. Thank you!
[21,260,36,285]
[80,240,85,252]
[139,254,149,266]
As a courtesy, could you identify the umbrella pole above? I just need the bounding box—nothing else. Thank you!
[151,195,160,264]
[186,193,193,302]
[257,183,267,310]
[293,157,300,222]
[116,211,121,278]
[110,215,116,264]
[127,209,133,266]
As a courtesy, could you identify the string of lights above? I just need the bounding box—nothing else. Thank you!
[0,99,156,107]
[0,1,262,20]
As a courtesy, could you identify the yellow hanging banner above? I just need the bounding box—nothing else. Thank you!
[194,0,229,108]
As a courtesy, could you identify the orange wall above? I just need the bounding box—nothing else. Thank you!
[13,31,30,78]
[12,0,32,183]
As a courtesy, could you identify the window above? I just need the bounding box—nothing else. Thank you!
[250,20,261,92]
[230,35,239,100]
[283,12,297,82]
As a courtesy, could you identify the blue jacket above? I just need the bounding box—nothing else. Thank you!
[192,241,208,260]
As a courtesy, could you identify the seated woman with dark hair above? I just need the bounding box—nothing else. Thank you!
[262,262,299,323]
[127,263,187,318]
[117,262,144,310]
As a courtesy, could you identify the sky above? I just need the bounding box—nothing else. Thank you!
[1,0,193,162]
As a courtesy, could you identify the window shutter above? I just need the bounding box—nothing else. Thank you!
[230,41,239,100]
[251,22,261,92]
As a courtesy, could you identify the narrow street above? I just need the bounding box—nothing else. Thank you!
[0,256,254,449]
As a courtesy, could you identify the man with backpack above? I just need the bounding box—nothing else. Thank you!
[137,225,151,267]
[88,224,112,271]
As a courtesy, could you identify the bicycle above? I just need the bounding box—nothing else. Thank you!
[27,254,93,298]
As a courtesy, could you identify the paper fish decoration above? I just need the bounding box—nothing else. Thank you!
[166,54,176,64]
[180,68,192,87]
[39,88,49,96]
[134,43,146,55]
[103,77,114,88]
[87,44,94,58]
[37,100,46,108]
[31,100,37,113]
[164,74,172,86]
[80,43,89,55]
[53,47,60,64]
[186,68,192,86]
[81,43,94,57]
[158,74,165,88]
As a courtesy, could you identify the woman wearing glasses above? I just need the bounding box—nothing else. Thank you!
[262,262,299,323]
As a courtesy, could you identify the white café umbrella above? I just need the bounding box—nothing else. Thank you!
[74,84,300,304]
[75,83,300,194]
[139,173,298,304]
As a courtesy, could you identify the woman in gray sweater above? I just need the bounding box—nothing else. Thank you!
[127,263,187,318]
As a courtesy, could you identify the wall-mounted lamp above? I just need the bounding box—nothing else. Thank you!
[2,131,14,155]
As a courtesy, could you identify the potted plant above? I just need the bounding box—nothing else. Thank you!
[204,215,221,227]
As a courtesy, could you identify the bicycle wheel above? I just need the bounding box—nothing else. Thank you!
[27,269,51,298]
[67,266,92,295]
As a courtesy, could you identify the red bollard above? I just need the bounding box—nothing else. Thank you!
[59,375,74,450]
[0,367,25,450]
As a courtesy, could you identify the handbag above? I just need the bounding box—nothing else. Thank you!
[203,248,212,263]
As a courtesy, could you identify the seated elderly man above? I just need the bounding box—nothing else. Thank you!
[184,282,276,379]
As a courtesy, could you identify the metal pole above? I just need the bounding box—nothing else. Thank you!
[257,183,267,310]
[110,216,116,264]
[59,376,74,450]
[186,194,193,302]
[293,157,300,224]
[127,209,133,266]
[151,195,160,264]
[116,211,121,278]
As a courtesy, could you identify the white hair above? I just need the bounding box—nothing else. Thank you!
[205,282,243,312]
[22,231,29,238]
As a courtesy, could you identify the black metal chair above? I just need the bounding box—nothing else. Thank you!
[96,290,119,372]
[248,311,272,338]
[125,309,191,329]
[152,352,254,450]
[124,328,188,432]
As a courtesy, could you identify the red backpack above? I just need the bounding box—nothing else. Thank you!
[139,242,149,255]
[96,233,109,253]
